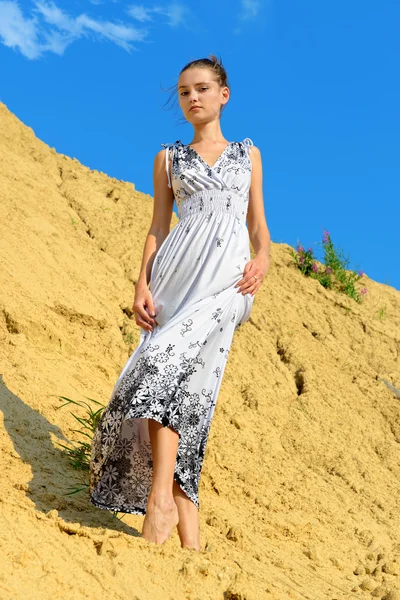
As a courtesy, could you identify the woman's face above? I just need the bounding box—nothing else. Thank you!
[178,67,229,123]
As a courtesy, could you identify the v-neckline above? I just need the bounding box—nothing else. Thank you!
[184,141,233,171]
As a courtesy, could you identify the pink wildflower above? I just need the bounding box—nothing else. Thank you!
[322,229,330,243]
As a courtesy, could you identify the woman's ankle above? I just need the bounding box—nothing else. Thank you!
[148,490,176,508]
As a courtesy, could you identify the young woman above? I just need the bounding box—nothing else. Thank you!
[89,54,271,551]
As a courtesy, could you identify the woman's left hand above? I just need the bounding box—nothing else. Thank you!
[234,254,270,296]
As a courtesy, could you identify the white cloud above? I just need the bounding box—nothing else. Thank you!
[128,3,188,28]
[158,3,188,28]
[241,0,262,20]
[0,1,42,59]
[127,5,153,23]
[0,0,148,59]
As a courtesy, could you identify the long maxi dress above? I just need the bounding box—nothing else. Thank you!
[89,137,255,515]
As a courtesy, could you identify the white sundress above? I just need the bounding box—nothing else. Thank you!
[89,137,255,515]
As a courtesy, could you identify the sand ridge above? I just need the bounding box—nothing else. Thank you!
[0,101,399,599]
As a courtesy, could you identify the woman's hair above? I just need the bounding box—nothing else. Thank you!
[163,54,230,121]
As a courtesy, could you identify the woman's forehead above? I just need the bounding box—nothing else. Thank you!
[178,70,215,88]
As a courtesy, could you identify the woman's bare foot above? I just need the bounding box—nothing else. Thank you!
[180,532,201,551]
[173,480,201,550]
[141,494,179,544]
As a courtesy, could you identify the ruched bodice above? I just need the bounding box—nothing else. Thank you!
[163,138,253,217]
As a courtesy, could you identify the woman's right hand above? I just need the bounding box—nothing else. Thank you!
[132,285,158,332]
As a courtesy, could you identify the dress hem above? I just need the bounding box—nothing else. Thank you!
[90,470,200,516]
[90,412,200,515]
[90,494,146,516]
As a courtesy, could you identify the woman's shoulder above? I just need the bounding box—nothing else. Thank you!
[237,137,259,157]
[156,139,182,161]
[159,138,254,149]
[160,139,182,150]
[157,140,183,188]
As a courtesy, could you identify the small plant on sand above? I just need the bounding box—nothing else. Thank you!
[377,305,387,320]
[55,395,104,487]
[120,318,136,345]
[123,331,135,345]
[289,229,367,303]
[55,395,123,520]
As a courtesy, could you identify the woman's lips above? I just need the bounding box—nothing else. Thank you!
[190,106,201,111]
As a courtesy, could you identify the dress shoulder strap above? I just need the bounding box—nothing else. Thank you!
[242,137,254,155]
[160,139,181,188]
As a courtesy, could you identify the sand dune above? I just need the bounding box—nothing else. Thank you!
[0,101,399,599]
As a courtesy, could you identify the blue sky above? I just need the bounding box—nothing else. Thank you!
[0,0,399,291]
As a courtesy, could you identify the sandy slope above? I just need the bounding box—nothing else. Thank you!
[0,101,399,600]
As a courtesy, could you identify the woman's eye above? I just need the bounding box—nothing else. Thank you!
[180,87,208,96]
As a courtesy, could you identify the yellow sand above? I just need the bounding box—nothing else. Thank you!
[0,101,399,600]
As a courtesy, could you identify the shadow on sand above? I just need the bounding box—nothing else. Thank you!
[0,373,141,539]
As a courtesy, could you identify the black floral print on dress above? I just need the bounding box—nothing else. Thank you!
[89,137,255,515]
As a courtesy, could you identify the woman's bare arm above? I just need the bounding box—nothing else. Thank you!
[246,146,270,259]
[136,148,174,291]
[235,146,271,296]
[133,148,174,331]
